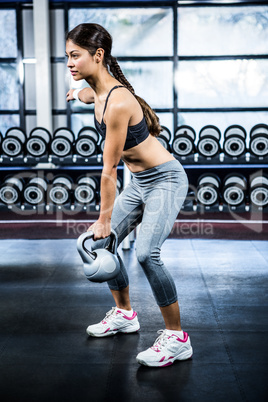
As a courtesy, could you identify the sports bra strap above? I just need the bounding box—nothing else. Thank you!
[102,85,125,117]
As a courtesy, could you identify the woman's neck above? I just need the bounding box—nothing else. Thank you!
[86,70,118,96]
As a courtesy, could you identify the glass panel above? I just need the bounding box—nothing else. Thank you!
[68,7,173,56]
[176,60,268,108]
[50,9,65,58]
[26,115,37,135]
[178,111,268,147]
[157,113,173,137]
[52,63,68,109]
[0,10,17,57]
[25,64,36,110]
[178,5,268,56]
[0,64,19,110]
[53,115,67,132]
[0,115,20,137]
[23,10,34,58]
[71,113,95,137]
[121,61,173,108]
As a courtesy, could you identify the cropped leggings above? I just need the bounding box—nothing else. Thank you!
[92,159,188,307]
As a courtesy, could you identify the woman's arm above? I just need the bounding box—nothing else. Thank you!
[88,101,130,239]
[66,87,94,104]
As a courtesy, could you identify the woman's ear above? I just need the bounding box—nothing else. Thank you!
[95,48,105,63]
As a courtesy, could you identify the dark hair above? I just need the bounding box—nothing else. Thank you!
[66,23,161,136]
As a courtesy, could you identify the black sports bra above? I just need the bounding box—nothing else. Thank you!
[94,85,150,151]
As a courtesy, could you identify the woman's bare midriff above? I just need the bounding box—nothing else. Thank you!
[121,135,175,173]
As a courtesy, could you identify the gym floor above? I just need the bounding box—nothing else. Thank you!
[0,237,267,402]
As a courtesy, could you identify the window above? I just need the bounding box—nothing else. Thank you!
[0,9,19,135]
[177,4,268,138]
[176,59,268,109]
[0,10,17,57]
[69,7,173,57]
[178,6,268,56]
[68,6,174,134]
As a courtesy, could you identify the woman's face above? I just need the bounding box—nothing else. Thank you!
[66,40,96,81]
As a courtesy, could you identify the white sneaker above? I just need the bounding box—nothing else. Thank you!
[136,329,193,367]
[86,307,140,337]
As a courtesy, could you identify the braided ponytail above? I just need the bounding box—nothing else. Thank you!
[109,56,161,137]
[66,23,161,137]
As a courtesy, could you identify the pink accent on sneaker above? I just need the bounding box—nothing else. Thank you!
[151,346,161,352]
[161,362,173,367]
[159,356,166,362]
[116,310,137,321]
[104,328,110,333]
[175,332,189,343]
[102,321,107,324]
[168,356,174,360]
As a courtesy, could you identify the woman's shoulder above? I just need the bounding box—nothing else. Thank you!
[106,86,135,115]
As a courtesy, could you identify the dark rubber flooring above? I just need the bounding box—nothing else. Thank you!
[0,238,267,402]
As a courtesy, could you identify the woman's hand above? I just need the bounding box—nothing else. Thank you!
[66,89,75,102]
[87,219,111,241]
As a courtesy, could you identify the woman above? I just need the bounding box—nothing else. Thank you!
[66,23,193,368]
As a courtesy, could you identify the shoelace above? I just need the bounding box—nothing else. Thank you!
[102,307,118,323]
[151,329,171,351]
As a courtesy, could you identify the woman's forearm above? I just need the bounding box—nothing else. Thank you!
[78,88,94,104]
[99,167,117,222]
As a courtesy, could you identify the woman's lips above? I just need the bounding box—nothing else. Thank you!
[70,71,78,76]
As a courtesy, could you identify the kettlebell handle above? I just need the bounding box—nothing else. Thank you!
[78,229,118,259]
[106,229,118,255]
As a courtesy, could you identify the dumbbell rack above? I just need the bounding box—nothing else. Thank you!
[0,154,267,215]
[0,129,267,226]
[177,153,268,217]
[0,153,123,218]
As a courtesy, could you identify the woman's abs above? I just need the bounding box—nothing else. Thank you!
[121,135,175,173]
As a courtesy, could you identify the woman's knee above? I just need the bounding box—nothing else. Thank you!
[136,244,161,266]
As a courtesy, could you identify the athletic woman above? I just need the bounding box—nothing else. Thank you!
[66,23,193,367]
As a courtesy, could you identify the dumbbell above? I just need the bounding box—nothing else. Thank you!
[222,174,247,206]
[74,126,99,157]
[2,127,26,157]
[196,174,221,206]
[26,127,52,157]
[250,175,268,208]
[0,176,24,205]
[249,124,268,158]
[50,128,75,157]
[223,125,247,158]
[74,176,98,204]
[172,125,196,157]
[99,139,105,153]
[197,125,221,157]
[157,126,172,150]
[0,131,3,151]
[48,175,73,205]
[23,176,47,205]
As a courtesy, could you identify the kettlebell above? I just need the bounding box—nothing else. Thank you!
[77,229,120,283]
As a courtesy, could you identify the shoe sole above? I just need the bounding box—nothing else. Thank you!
[86,325,140,338]
[136,347,193,367]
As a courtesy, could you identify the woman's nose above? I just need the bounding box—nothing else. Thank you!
[67,57,74,68]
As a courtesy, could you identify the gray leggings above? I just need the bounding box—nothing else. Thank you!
[92,159,188,307]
